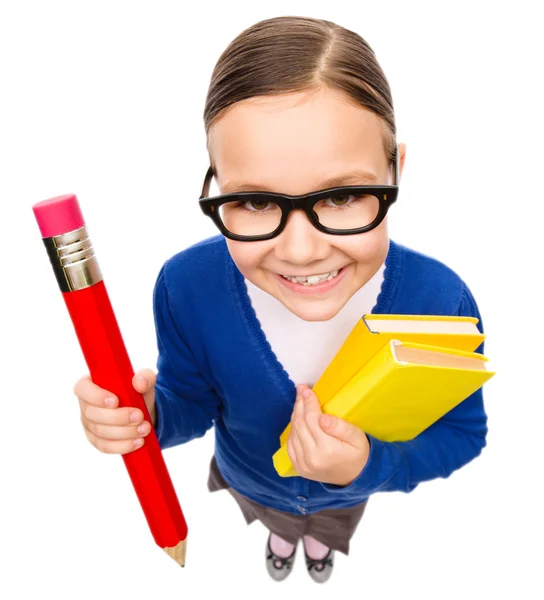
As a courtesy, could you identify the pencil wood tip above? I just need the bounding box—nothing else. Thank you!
[162,538,187,568]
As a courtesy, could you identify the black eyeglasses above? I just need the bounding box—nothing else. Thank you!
[199,145,400,242]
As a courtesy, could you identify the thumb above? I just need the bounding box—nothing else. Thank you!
[133,368,156,409]
[320,413,366,447]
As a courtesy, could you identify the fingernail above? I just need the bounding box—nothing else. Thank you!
[322,415,333,428]
[104,397,116,407]
[302,388,311,399]
[137,423,149,435]
[133,439,144,448]
[136,375,150,387]
[130,411,141,423]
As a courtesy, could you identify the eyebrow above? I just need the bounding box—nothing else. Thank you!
[220,169,378,194]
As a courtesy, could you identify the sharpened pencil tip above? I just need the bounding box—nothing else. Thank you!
[162,538,187,568]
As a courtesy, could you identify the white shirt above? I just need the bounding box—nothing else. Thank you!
[243,262,386,387]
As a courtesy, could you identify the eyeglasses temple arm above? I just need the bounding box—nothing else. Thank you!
[200,166,214,199]
[391,143,399,186]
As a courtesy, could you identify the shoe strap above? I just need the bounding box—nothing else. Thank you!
[267,552,293,570]
[305,550,333,572]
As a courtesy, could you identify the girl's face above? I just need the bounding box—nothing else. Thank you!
[207,87,406,322]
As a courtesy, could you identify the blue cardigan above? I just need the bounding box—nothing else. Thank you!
[152,235,487,515]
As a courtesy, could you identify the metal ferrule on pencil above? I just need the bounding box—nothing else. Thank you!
[43,225,103,292]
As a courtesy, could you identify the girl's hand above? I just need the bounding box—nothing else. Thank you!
[287,384,370,486]
[73,368,157,455]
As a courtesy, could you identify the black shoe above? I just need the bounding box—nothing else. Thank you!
[265,534,297,582]
[303,545,335,584]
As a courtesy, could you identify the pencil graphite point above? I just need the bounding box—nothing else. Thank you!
[162,538,187,568]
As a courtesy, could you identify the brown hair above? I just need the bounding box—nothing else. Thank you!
[203,16,396,167]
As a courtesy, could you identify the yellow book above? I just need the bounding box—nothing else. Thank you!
[273,314,492,477]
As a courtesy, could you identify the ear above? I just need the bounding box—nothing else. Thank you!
[397,142,407,182]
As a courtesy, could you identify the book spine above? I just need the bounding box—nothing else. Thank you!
[322,340,400,420]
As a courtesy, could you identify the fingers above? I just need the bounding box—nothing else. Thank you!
[74,372,154,455]
[77,392,147,429]
[78,401,152,455]
[73,375,117,409]
[299,387,326,442]
[132,368,156,393]
[82,426,148,455]
[288,388,319,472]
[287,385,369,484]
[132,368,157,419]
[320,412,367,448]
[286,432,298,467]
[79,400,151,438]
[292,391,318,448]
[288,419,313,472]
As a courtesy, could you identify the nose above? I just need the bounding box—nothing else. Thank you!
[273,209,330,266]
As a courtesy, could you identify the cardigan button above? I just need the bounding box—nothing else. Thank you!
[296,505,307,514]
[296,495,307,502]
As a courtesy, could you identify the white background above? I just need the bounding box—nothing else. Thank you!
[1,1,542,598]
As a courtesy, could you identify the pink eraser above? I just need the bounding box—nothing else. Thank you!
[32,193,85,238]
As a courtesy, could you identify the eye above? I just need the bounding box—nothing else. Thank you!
[320,194,361,208]
[329,195,352,207]
[244,199,271,211]
[228,199,281,216]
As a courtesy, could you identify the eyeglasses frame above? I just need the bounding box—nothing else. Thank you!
[198,144,400,242]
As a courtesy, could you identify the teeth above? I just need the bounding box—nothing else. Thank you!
[281,269,340,285]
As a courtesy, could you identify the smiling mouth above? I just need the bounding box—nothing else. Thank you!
[279,268,342,286]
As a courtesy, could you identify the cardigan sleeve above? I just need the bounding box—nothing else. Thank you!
[151,263,222,450]
[320,283,488,498]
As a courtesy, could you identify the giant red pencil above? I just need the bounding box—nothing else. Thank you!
[32,193,188,567]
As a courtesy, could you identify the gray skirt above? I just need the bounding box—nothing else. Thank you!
[207,455,368,555]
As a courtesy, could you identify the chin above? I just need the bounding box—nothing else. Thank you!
[285,300,344,322]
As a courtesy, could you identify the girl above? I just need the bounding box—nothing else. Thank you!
[73,15,487,584]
